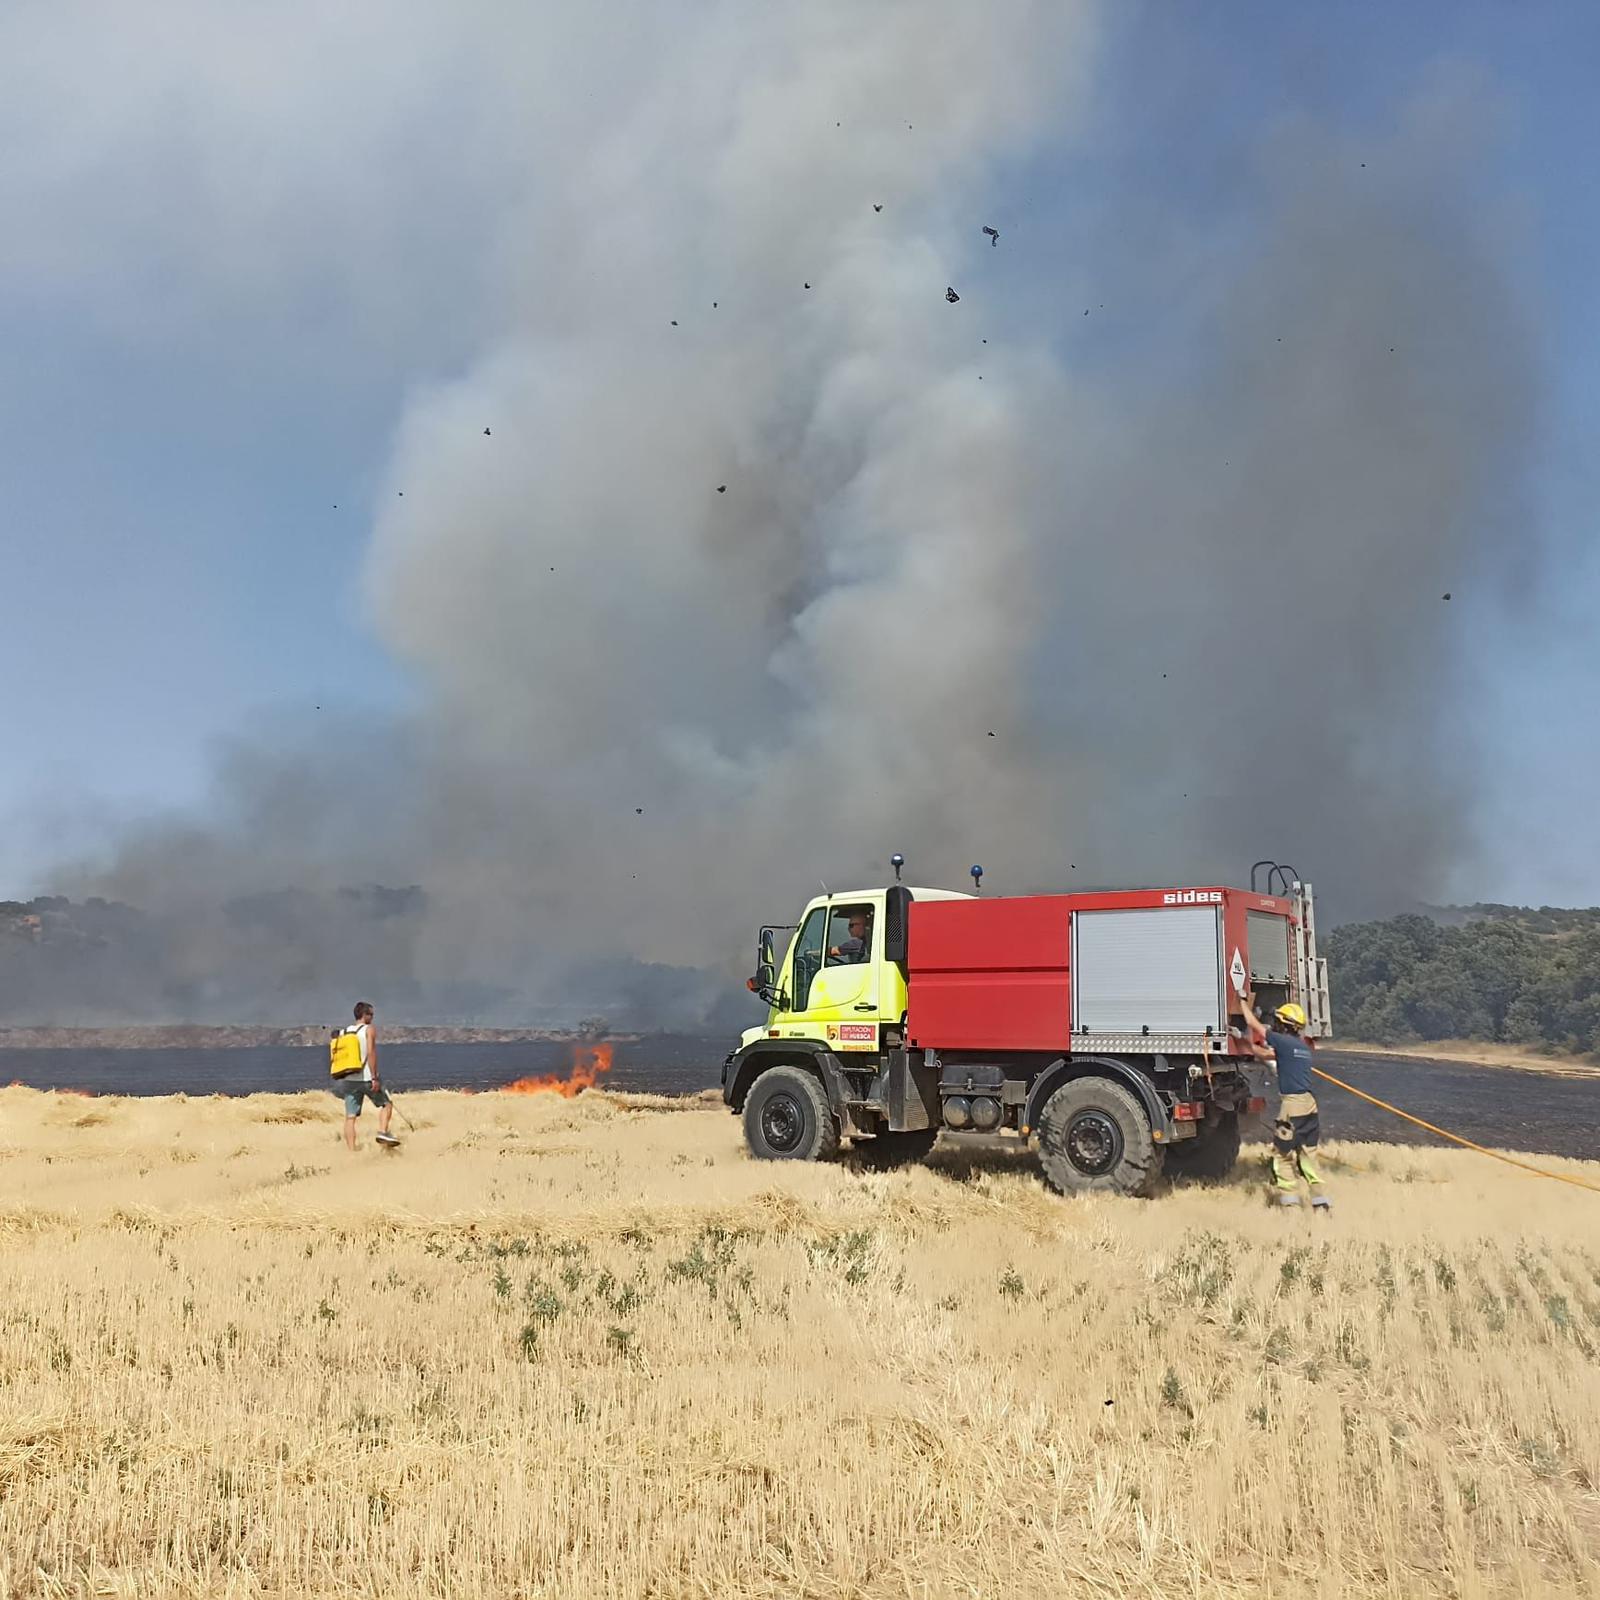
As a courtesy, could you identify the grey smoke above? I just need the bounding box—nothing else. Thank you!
[8,10,1541,1024]
[1019,109,1536,915]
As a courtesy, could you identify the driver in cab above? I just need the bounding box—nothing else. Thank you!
[826,910,872,965]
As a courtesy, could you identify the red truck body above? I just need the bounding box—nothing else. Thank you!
[904,885,1302,1055]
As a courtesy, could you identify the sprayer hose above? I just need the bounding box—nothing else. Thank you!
[1306,1064,1600,1196]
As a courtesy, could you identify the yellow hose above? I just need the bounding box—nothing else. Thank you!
[1311,1065,1600,1196]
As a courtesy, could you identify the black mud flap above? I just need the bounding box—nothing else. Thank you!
[885,1049,938,1132]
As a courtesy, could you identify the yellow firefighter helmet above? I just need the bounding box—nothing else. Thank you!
[1274,1001,1308,1029]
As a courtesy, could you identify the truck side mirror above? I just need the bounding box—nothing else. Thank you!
[749,927,780,1005]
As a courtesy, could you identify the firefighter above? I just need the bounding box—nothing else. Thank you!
[1236,991,1329,1209]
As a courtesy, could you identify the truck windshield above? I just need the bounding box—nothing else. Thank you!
[788,908,827,1011]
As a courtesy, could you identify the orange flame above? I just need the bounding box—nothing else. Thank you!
[501,1040,614,1098]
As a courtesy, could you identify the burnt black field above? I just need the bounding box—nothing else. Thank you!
[0,1039,1593,1161]
[0,1034,721,1100]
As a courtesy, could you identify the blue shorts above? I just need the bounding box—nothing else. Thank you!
[338,1082,391,1117]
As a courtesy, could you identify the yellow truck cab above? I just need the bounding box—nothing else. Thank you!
[739,885,973,1057]
[726,881,973,1170]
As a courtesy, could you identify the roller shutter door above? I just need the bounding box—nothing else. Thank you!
[1247,911,1291,983]
[1072,908,1222,1034]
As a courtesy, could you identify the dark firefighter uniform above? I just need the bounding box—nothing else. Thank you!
[1263,1020,1329,1207]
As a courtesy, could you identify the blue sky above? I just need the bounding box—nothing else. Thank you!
[1,0,1596,911]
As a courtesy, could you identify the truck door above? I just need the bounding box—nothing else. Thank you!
[804,899,882,1043]
[780,907,828,1016]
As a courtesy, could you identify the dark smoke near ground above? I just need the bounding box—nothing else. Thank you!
[20,13,1541,1026]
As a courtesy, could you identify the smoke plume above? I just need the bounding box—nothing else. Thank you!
[6,8,1540,1024]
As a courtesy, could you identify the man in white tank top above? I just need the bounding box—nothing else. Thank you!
[339,1000,397,1150]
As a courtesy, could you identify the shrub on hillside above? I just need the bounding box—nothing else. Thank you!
[1327,911,1600,1055]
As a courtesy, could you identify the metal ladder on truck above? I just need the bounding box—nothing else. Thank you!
[1250,860,1332,1039]
[1293,881,1332,1038]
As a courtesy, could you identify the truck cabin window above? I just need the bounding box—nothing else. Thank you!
[787,908,828,1011]
[825,905,873,967]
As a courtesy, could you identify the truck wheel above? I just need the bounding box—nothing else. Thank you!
[850,1129,938,1170]
[1164,1111,1241,1183]
[1036,1076,1162,1198]
[743,1066,839,1162]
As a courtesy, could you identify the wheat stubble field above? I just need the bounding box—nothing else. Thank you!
[1,1085,1599,1598]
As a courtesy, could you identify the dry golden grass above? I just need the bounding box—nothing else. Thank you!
[2,1084,1599,1598]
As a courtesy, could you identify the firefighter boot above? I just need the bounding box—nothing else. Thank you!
[1270,1154,1302,1206]
[1297,1150,1331,1210]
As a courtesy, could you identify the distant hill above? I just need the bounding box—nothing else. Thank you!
[0,892,729,1031]
[0,890,441,1026]
[1326,906,1600,1057]
[8,893,1598,1053]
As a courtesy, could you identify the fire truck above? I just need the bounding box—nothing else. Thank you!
[721,860,1331,1196]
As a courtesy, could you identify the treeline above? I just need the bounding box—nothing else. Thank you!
[1326,906,1600,1056]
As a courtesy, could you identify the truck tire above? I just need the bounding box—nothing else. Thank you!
[1163,1111,1241,1183]
[742,1066,839,1162]
[1036,1076,1163,1198]
[850,1129,938,1170]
